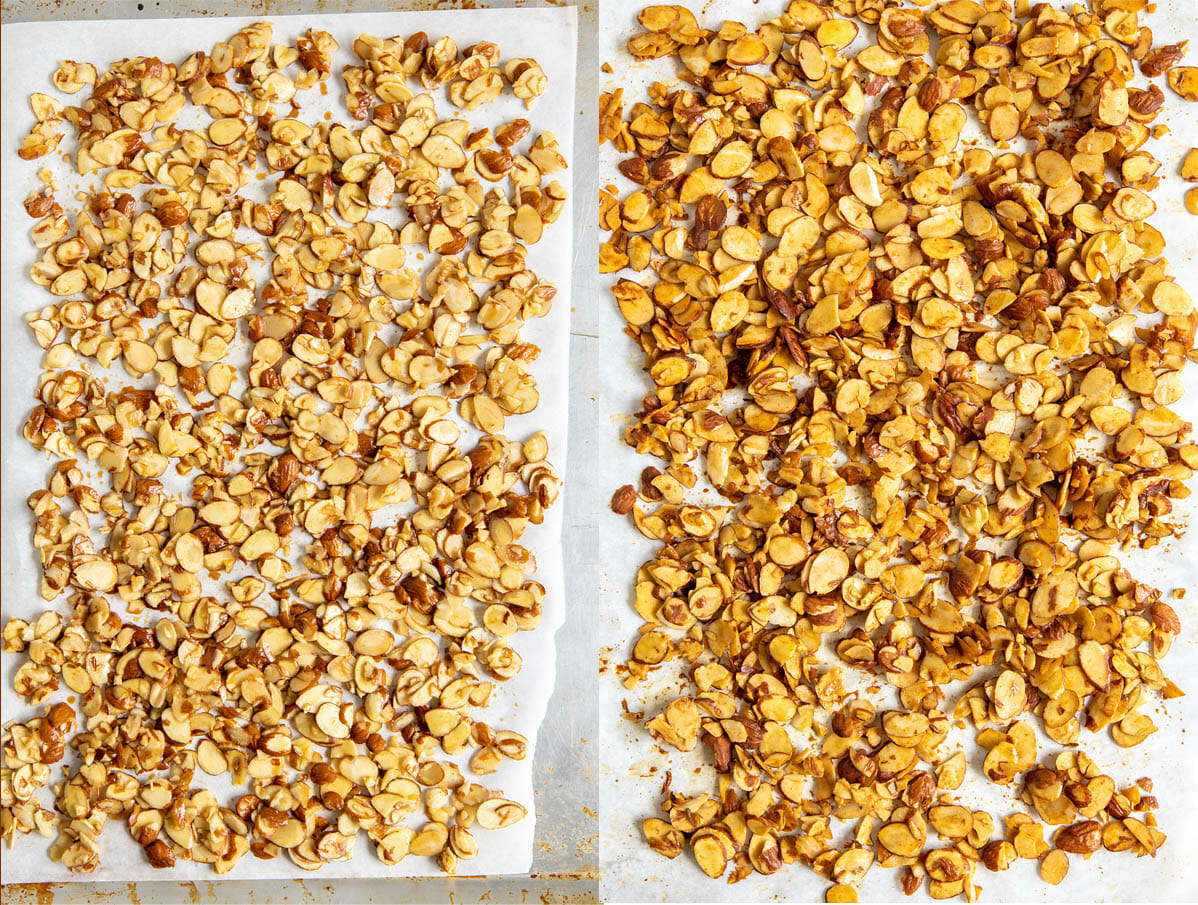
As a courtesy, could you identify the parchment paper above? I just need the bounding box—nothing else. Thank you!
[593,0,1198,900]
[1,5,576,884]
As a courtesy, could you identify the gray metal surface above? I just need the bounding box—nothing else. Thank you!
[0,0,600,902]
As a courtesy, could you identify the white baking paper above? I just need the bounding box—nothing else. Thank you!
[593,0,1198,900]
[1,5,576,884]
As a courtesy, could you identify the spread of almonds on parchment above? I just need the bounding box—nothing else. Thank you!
[602,0,1192,899]
[3,22,567,875]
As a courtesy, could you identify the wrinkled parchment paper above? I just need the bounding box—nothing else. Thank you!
[1,5,575,883]
[594,0,1198,900]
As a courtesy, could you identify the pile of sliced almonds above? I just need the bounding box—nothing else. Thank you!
[604,0,1191,899]
[3,21,567,875]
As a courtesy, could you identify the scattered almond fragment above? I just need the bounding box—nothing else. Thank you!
[1181,148,1198,181]
[1040,849,1069,885]
[826,884,858,903]
[1167,65,1198,100]
[610,484,637,515]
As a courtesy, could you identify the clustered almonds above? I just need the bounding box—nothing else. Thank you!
[3,22,567,875]
[603,0,1191,900]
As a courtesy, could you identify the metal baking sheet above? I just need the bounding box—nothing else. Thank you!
[0,0,599,900]
[593,0,1198,900]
